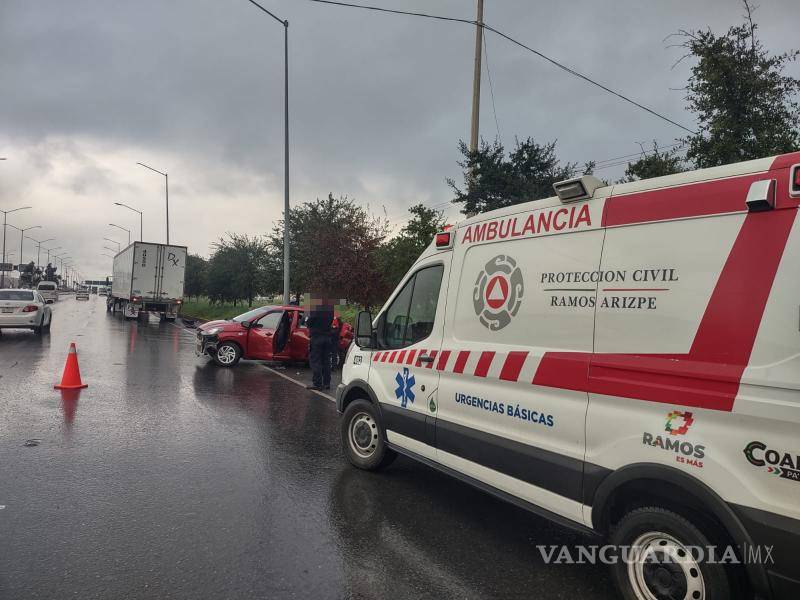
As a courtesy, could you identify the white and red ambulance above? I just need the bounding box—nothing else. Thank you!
[337,152,800,600]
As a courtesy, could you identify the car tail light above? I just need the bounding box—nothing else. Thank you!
[22,305,39,313]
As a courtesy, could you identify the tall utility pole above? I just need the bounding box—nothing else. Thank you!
[283,19,290,305]
[469,0,484,154]
[245,0,291,305]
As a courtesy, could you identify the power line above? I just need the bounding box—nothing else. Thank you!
[305,0,474,25]
[246,0,286,24]
[302,0,698,135]
[593,142,685,167]
[483,32,501,142]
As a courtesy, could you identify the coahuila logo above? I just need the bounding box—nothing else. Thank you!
[473,255,524,331]
[643,411,705,469]
[743,441,800,484]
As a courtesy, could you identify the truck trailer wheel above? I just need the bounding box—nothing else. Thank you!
[340,399,396,471]
[609,506,742,600]
[214,342,241,367]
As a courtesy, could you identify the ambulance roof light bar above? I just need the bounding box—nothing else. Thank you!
[553,175,605,203]
[435,229,453,249]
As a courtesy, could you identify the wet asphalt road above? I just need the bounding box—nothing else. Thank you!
[0,295,617,600]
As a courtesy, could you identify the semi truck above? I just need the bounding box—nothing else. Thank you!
[109,242,187,321]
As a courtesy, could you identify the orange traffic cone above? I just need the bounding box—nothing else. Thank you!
[54,342,88,390]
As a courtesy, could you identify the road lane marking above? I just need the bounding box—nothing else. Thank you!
[263,366,335,403]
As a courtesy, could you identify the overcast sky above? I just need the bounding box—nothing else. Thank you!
[1,0,798,279]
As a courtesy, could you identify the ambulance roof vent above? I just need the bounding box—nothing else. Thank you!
[553,175,605,203]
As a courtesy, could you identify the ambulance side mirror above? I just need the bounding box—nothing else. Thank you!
[355,310,375,349]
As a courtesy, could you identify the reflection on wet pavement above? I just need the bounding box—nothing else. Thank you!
[0,296,615,599]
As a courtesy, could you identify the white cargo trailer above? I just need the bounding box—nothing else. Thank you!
[109,242,187,321]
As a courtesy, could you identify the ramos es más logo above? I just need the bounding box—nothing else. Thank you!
[642,410,705,469]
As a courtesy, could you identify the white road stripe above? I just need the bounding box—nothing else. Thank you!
[263,365,336,403]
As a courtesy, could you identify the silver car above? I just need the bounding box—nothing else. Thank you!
[0,289,53,335]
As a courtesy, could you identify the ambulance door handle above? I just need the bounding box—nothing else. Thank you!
[418,354,434,364]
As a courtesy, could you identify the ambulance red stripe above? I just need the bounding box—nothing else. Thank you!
[453,351,470,374]
[474,351,495,377]
[499,351,528,382]
[406,349,417,365]
[436,350,451,371]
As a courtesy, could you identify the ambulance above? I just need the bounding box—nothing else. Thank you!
[336,152,800,600]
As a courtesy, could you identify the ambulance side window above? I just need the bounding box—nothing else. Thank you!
[380,265,444,349]
[381,277,414,349]
[406,265,444,344]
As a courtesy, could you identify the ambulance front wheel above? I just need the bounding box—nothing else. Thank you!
[341,399,396,471]
[610,506,743,600]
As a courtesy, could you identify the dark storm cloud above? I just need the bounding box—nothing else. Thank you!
[1,0,797,277]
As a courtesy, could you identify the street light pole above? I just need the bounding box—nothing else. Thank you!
[44,245,60,268]
[113,204,142,242]
[1,206,32,287]
[7,224,41,268]
[103,237,121,252]
[109,223,131,246]
[26,237,54,274]
[135,163,168,243]
[245,0,290,304]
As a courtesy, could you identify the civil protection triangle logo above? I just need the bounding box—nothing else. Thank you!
[473,255,524,331]
[395,368,415,408]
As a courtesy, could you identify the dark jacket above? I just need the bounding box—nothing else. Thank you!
[307,306,334,337]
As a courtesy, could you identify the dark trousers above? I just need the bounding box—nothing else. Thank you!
[310,335,333,387]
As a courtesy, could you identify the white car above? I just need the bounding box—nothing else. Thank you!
[76,289,90,301]
[36,281,58,303]
[0,289,52,334]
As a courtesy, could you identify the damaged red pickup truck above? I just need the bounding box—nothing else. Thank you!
[195,305,353,368]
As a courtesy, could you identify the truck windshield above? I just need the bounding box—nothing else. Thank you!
[232,307,271,323]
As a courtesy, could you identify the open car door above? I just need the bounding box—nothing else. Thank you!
[272,311,292,358]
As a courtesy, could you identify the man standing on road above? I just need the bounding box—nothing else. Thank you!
[306,293,334,391]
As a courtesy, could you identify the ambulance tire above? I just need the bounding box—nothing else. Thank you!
[341,399,396,471]
[610,506,741,600]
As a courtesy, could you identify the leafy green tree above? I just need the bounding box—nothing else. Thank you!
[620,142,685,182]
[269,194,390,309]
[378,204,446,289]
[677,1,800,168]
[184,254,208,300]
[207,233,272,307]
[448,138,592,215]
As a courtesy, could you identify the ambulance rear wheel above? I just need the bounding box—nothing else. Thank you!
[341,399,396,471]
[610,506,740,600]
